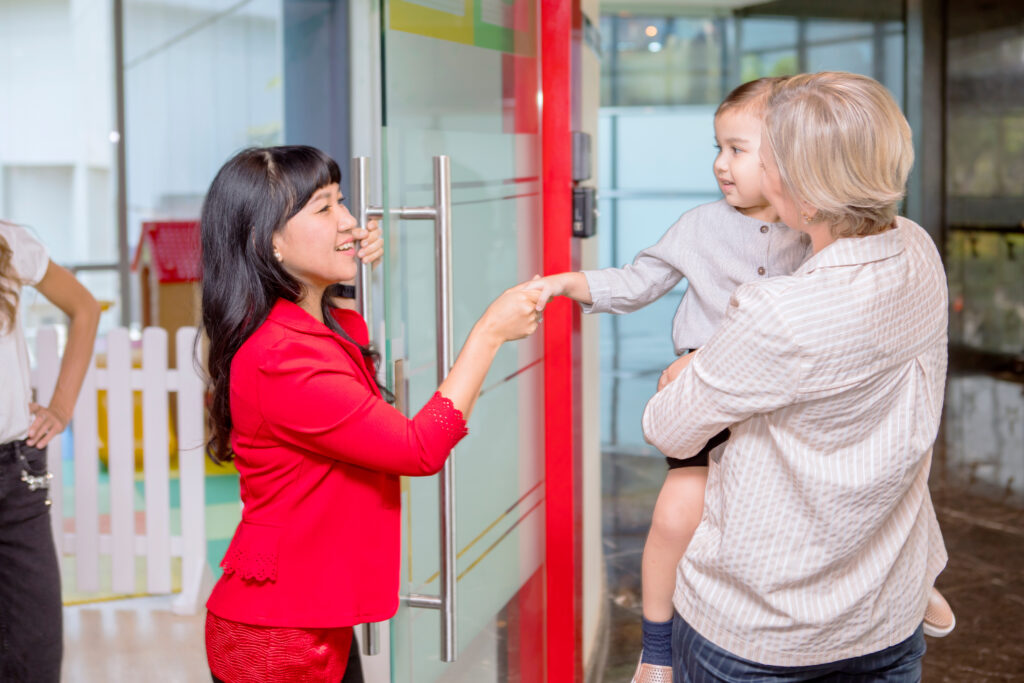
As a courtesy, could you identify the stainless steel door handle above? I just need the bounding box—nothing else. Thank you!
[350,157,375,323]
[350,155,457,662]
[432,155,456,663]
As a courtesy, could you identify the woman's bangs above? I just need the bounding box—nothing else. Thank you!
[280,147,342,219]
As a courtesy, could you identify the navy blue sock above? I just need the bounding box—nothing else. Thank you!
[640,616,673,666]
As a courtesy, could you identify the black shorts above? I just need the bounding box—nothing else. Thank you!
[665,428,730,469]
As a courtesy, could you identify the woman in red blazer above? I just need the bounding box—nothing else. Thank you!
[199,146,540,682]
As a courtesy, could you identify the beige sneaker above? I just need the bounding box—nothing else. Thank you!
[631,654,673,683]
[922,586,955,637]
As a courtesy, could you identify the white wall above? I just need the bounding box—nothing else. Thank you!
[0,0,114,264]
[122,0,282,242]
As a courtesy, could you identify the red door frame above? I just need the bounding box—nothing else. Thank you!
[541,0,583,680]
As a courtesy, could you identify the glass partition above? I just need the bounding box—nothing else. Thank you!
[379,1,546,679]
[942,1,1024,500]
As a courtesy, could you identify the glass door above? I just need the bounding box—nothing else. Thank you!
[375,1,546,681]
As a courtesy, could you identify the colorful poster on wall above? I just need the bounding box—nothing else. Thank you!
[390,0,535,55]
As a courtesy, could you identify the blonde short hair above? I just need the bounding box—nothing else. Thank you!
[762,72,913,238]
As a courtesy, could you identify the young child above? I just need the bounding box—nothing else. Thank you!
[526,77,954,681]
[0,219,100,682]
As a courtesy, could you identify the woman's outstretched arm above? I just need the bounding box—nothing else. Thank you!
[437,284,541,420]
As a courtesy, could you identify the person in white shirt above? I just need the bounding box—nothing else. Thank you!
[643,71,952,681]
[0,220,100,682]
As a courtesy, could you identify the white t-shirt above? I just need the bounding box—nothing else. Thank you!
[0,222,50,444]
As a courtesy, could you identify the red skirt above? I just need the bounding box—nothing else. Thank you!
[205,611,351,682]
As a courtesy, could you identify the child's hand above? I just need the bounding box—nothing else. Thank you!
[354,219,383,267]
[521,274,568,312]
[657,353,694,391]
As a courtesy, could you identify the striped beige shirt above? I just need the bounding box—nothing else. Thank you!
[642,217,949,666]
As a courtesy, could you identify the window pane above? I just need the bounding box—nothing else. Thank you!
[806,39,872,75]
[884,32,905,106]
[601,15,725,107]
[739,18,797,51]
[123,0,284,251]
[805,20,873,42]
[0,1,117,261]
[741,49,797,81]
[613,107,719,192]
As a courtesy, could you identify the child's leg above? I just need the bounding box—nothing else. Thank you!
[633,464,708,681]
[642,466,708,622]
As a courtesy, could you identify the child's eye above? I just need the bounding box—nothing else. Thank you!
[713,144,722,151]
[732,147,743,155]
[318,204,331,214]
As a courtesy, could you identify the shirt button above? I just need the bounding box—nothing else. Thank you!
[760,225,769,233]
[757,266,766,275]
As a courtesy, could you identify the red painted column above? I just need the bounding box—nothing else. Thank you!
[541,0,582,680]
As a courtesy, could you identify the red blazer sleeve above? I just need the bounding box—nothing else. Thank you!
[254,335,466,476]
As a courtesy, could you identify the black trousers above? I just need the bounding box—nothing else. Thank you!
[211,630,364,683]
[665,428,730,469]
[0,440,62,683]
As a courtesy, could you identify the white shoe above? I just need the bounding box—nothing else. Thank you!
[922,587,955,637]
[631,652,673,683]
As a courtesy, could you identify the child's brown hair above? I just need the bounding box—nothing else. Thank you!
[715,76,789,119]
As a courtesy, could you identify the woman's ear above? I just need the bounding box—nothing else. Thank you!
[270,233,285,263]
[797,200,821,224]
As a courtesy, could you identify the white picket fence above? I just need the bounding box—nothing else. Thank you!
[31,326,209,615]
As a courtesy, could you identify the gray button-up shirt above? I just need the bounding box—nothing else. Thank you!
[582,200,811,353]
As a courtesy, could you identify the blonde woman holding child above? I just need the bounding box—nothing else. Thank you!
[645,71,953,680]
[526,76,953,681]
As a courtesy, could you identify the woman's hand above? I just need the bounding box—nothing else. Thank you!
[476,283,543,344]
[657,353,694,392]
[439,282,542,420]
[354,219,383,266]
[26,402,69,449]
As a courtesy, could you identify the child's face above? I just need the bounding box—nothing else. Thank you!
[713,110,773,218]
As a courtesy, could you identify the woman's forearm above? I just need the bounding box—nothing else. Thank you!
[436,322,503,420]
[48,301,100,421]
[33,262,101,422]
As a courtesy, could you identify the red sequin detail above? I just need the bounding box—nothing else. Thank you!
[206,612,351,682]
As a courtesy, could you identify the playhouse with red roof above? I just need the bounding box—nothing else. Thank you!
[132,220,201,365]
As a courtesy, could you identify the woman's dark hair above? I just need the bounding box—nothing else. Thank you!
[199,145,384,464]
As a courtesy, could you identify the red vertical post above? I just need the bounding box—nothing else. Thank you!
[541,0,582,680]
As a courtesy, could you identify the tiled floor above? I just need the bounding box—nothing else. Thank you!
[600,386,1024,682]
[63,595,208,682]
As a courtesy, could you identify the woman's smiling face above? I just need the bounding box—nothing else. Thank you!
[272,183,360,293]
